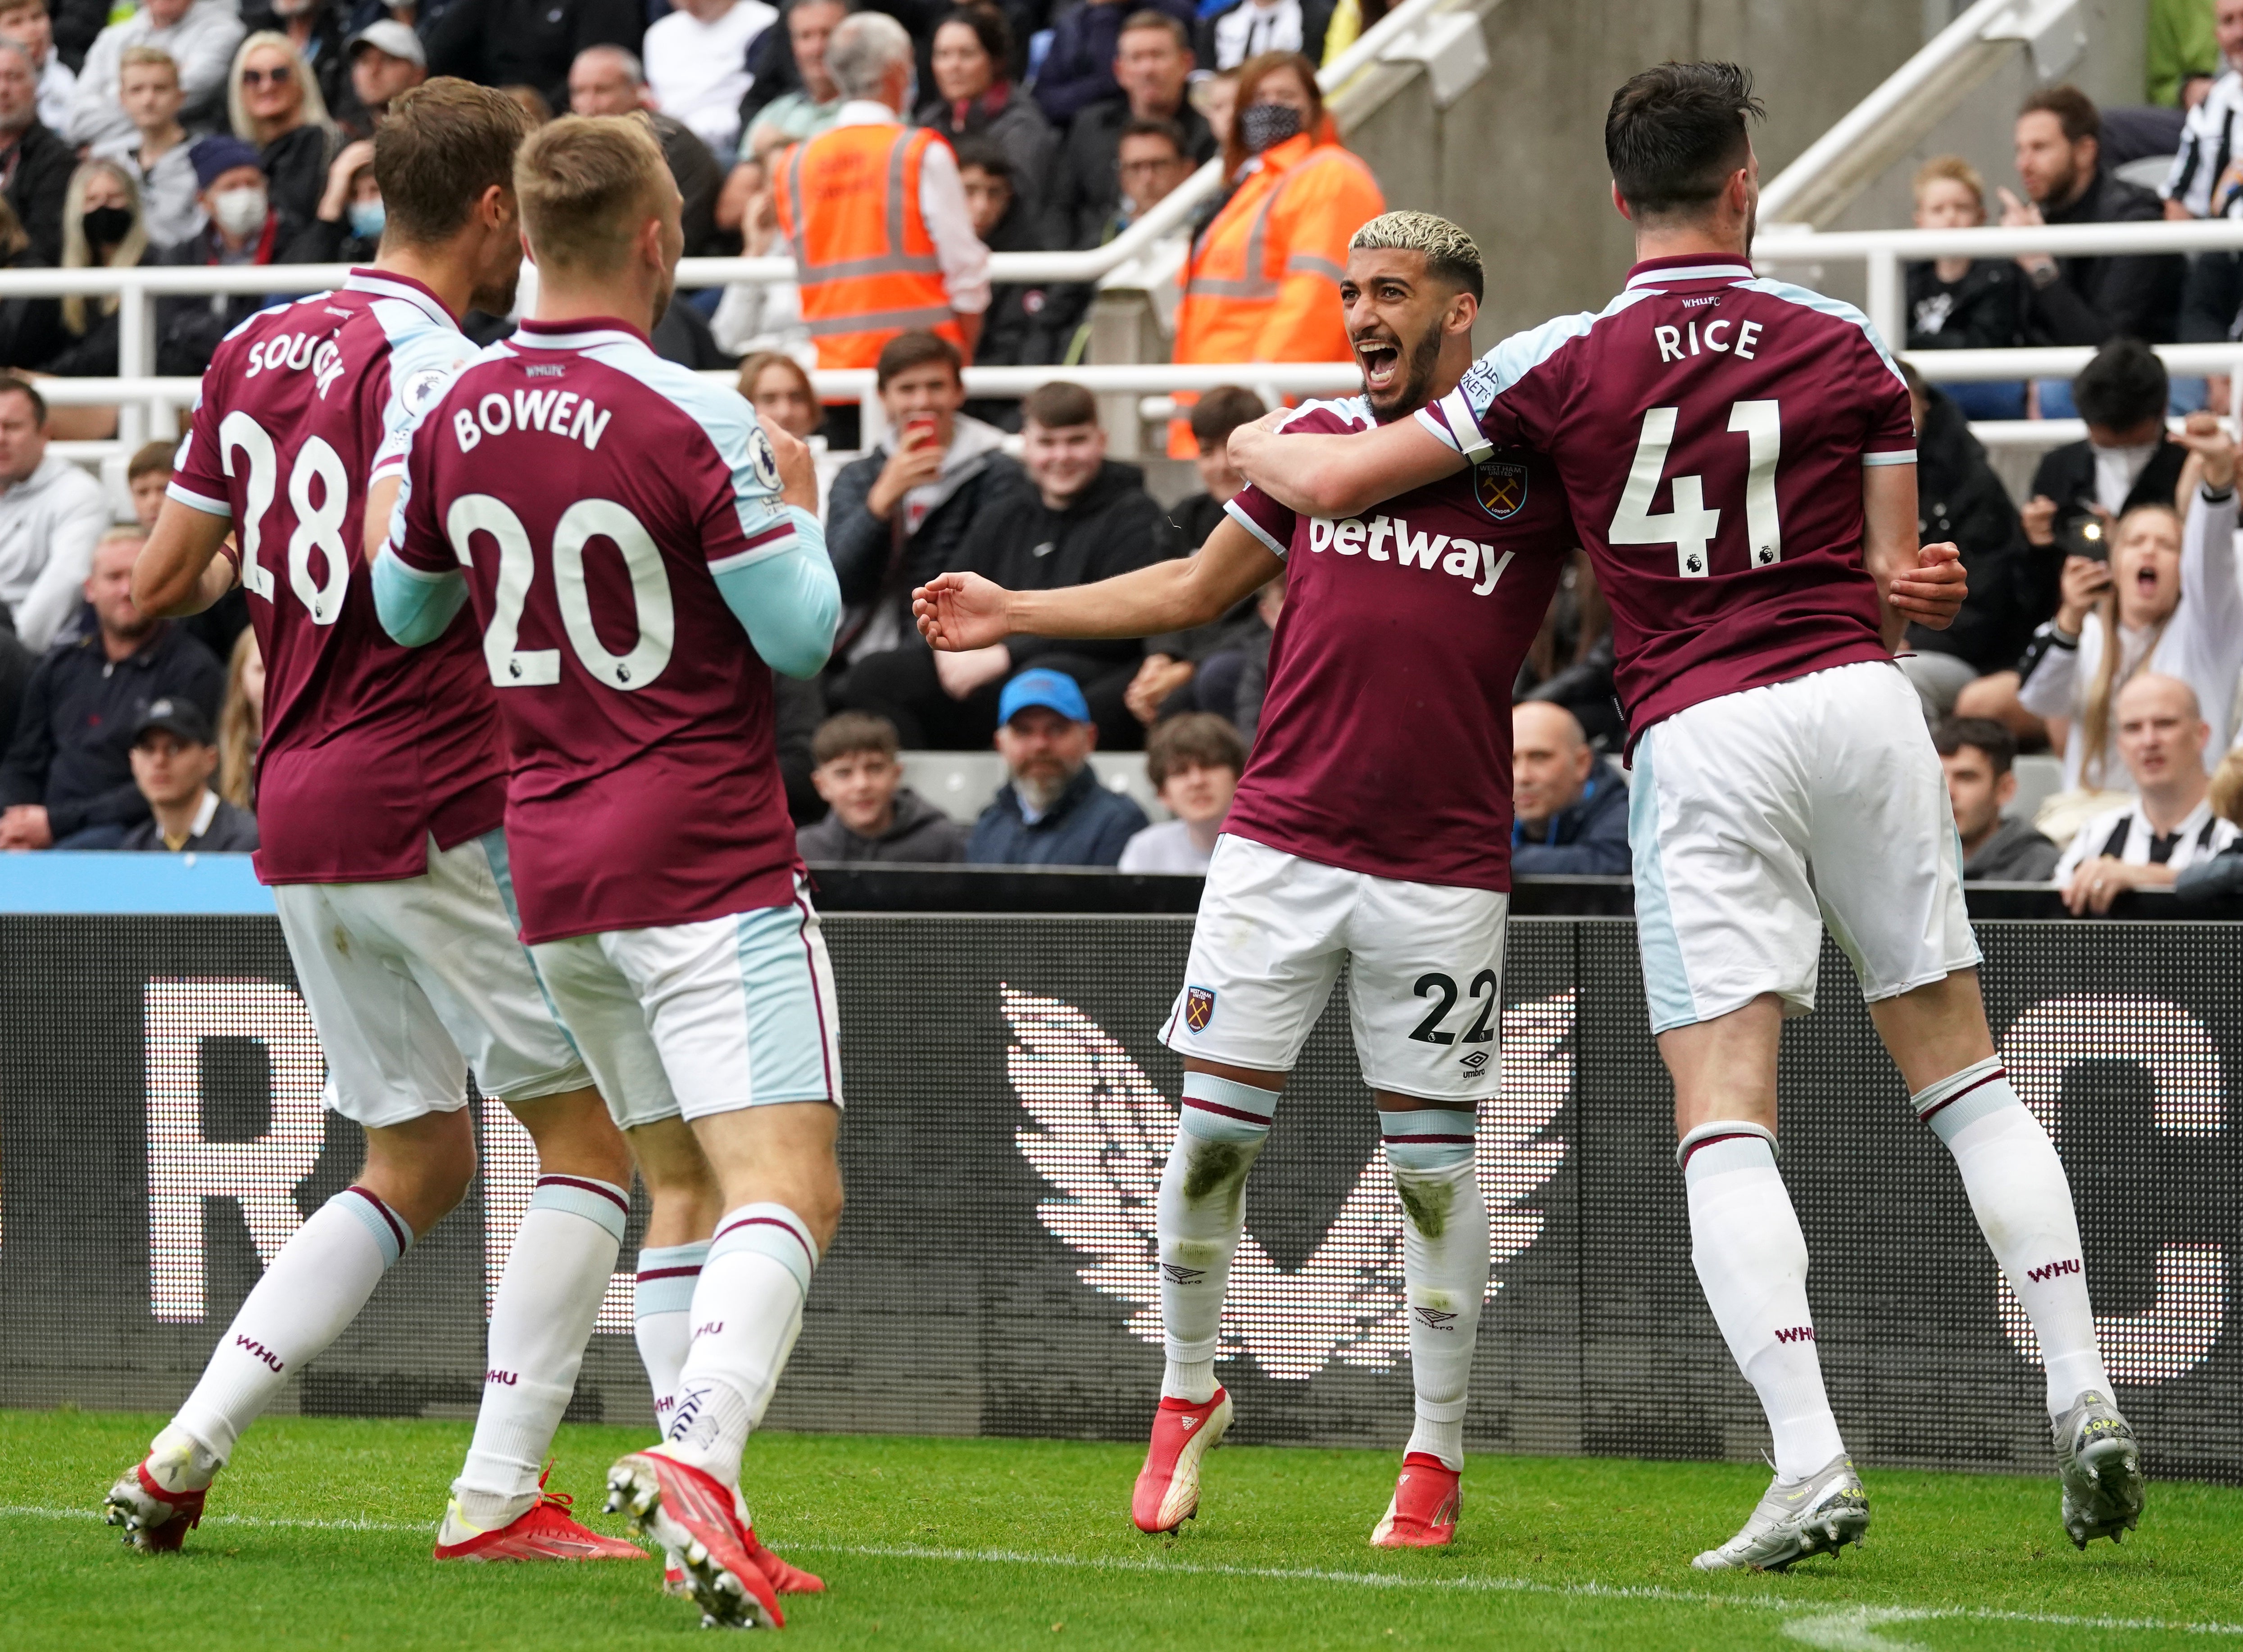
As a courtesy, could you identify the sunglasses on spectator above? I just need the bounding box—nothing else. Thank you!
[241,66,293,87]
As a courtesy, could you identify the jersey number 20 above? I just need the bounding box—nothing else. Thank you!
[1608,400,1782,578]
[446,494,675,693]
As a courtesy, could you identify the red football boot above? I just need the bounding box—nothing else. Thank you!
[433,1467,645,1561]
[665,1484,825,1597]
[104,1457,208,1553]
[1131,1388,1234,1534]
[1370,1452,1461,1548]
[608,1450,784,1629]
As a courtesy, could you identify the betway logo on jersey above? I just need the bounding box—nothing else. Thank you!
[1304,513,1515,596]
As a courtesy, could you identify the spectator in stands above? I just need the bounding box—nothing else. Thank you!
[567,45,723,256]
[740,0,847,156]
[740,349,820,439]
[1049,11,1212,247]
[1117,710,1240,872]
[797,710,967,861]
[2151,0,2222,107]
[958,141,1082,388]
[2017,413,2242,832]
[2161,0,2243,218]
[967,667,1146,866]
[1906,156,2025,421]
[1168,51,1380,455]
[125,436,171,528]
[216,626,260,808]
[228,31,336,228]
[645,0,774,163]
[1934,716,2060,882]
[827,331,1017,685]
[1509,701,1629,876]
[0,0,73,136]
[1194,62,1237,152]
[243,0,346,118]
[2000,85,2183,370]
[1035,0,1194,132]
[0,38,66,264]
[0,530,224,849]
[0,376,105,652]
[1230,567,1283,742]
[96,46,201,250]
[426,0,641,117]
[1167,383,1260,546]
[772,13,989,368]
[154,137,297,378]
[118,694,257,851]
[499,82,553,124]
[285,134,379,262]
[1198,0,1331,72]
[41,159,154,378]
[916,6,1049,231]
[70,0,244,154]
[338,18,423,139]
[2056,672,2239,909]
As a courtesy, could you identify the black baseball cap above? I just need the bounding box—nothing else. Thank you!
[134,698,214,746]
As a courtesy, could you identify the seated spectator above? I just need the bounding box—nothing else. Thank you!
[0,375,106,651]
[568,45,723,256]
[129,432,245,659]
[739,0,846,157]
[1935,716,2059,881]
[1194,62,1237,153]
[1999,85,2183,378]
[916,6,1049,230]
[70,0,244,155]
[426,0,644,119]
[1198,0,1332,72]
[2160,0,2243,218]
[1034,0,1196,136]
[336,18,424,140]
[740,349,819,438]
[0,37,67,264]
[967,667,1147,867]
[1049,13,1211,247]
[94,46,201,250]
[284,134,379,262]
[2018,413,2242,835]
[243,0,347,117]
[1050,113,1203,364]
[154,136,300,380]
[645,0,774,163]
[117,694,258,851]
[1167,383,1260,547]
[2174,747,2243,899]
[957,141,1083,389]
[228,30,336,228]
[826,329,1018,699]
[215,625,260,808]
[1117,710,1240,872]
[0,0,74,138]
[0,529,224,849]
[796,710,967,861]
[42,159,154,378]
[2057,673,2239,911]
[1905,156,2025,421]
[1229,569,1282,742]
[1509,701,1628,875]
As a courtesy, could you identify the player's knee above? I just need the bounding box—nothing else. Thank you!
[517,1089,633,1187]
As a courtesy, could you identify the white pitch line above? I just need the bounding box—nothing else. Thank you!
[0,1504,427,1534]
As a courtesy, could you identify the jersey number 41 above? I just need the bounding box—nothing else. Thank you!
[1608,399,1782,578]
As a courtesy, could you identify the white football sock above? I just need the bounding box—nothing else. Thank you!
[1680,1124,1847,1482]
[633,1241,709,1434]
[170,1186,411,1465]
[1916,1059,2112,1415]
[1158,1073,1275,1403]
[453,1174,628,1529]
[661,1204,816,1488]
[1383,1108,1486,1471]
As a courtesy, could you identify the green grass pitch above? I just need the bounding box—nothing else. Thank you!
[4,1410,2238,1650]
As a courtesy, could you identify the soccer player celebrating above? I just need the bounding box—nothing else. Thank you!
[116,80,644,1564]
[1230,64,2143,1570]
[372,113,843,1631]
[914,212,1576,1548]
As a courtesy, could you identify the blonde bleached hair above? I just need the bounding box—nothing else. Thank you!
[1348,210,1484,300]
[228,31,335,144]
[515,113,673,278]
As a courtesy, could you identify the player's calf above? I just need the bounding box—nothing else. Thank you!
[1157,1073,1276,1406]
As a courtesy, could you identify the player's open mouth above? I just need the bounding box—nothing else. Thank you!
[1355,338,1401,390]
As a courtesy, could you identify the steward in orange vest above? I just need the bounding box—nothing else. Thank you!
[772,122,970,370]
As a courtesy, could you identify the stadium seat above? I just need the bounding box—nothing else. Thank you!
[2006,754,2063,823]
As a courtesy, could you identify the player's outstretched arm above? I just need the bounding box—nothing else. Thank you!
[914,516,1282,652]
[133,498,238,618]
[1861,462,1966,649]
[1227,409,1464,519]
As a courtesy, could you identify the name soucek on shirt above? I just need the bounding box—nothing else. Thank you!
[168,269,499,885]
[1224,395,1573,893]
[388,317,806,945]
[1416,254,1916,744]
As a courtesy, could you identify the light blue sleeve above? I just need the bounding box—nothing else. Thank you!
[371,545,469,648]
[712,506,841,679]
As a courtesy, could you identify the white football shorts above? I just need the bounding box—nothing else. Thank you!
[1628,658,1980,1035]
[527,874,844,1130]
[273,831,594,1130]
[1159,834,1509,1103]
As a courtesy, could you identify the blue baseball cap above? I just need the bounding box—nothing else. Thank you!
[998,667,1090,726]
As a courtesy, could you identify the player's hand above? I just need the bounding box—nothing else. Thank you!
[913,570,1014,652]
[757,413,818,513]
[1888,540,1966,629]
[2055,554,2112,633]
[933,642,1011,700]
[0,803,52,849]
[2021,494,2058,547]
[1223,408,1291,485]
[1126,653,1195,725]
[2175,408,2237,490]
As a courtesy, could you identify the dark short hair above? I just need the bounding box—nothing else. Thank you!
[378,78,535,248]
[1146,712,1246,788]
[2020,83,2099,145]
[1118,9,1188,48]
[1932,716,2019,775]
[2071,337,2166,431]
[934,5,1012,70]
[0,372,46,424]
[1187,384,1265,449]
[952,136,1012,185]
[1604,60,1763,220]
[1118,114,1187,157]
[127,438,174,483]
[875,328,963,389]
[1022,380,1098,431]
[813,711,899,766]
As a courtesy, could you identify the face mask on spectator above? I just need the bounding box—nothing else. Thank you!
[348,199,385,241]
[212,185,268,238]
[1240,102,1303,154]
[81,205,133,248]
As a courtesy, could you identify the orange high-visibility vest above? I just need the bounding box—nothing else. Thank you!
[771,122,967,370]
[1168,132,1385,456]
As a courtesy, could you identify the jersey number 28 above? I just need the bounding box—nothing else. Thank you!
[446,494,675,693]
[1608,400,1782,578]
[220,412,353,625]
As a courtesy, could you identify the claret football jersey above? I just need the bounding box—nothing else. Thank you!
[1224,395,1573,893]
[1416,254,1915,744]
[168,268,499,884]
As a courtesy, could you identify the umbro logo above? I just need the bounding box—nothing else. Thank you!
[1413,1307,1458,1330]
[1459,1050,1491,1072]
[1161,1263,1207,1284]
